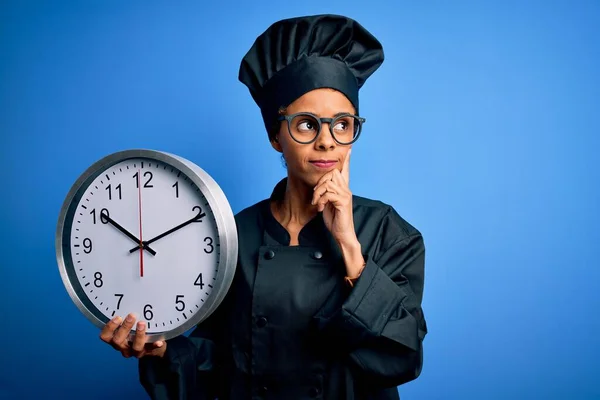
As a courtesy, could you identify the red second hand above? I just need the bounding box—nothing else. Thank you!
[137,168,144,278]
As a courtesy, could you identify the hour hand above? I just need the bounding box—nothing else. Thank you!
[100,210,157,256]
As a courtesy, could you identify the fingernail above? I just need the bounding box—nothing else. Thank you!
[137,322,145,330]
[112,316,122,324]
[156,341,163,347]
[126,314,135,323]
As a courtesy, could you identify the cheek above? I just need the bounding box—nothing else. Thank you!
[280,142,306,164]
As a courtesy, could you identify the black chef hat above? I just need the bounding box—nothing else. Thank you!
[238,14,384,140]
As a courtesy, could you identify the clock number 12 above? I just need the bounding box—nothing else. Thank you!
[133,171,154,188]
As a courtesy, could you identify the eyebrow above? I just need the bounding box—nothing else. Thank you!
[333,112,353,117]
[301,111,354,117]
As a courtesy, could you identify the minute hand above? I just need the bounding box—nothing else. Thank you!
[128,207,206,253]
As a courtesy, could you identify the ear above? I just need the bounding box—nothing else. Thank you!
[270,135,283,152]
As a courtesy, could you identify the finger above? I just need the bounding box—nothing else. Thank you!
[132,321,147,357]
[341,148,351,184]
[312,180,340,205]
[314,170,336,190]
[316,192,346,212]
[113,313,136,347]
[146,340,165,353]
[120,346,132,359]
[99,316,123,343]
[331,169,350,190]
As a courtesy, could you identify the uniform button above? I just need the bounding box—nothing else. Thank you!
[309,387,320,397]
[258,386,268,396]
[256,316,268,328]
[264,250,275,260]
[312,250,323,260]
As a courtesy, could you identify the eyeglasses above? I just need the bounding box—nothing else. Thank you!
[277,112,365,145]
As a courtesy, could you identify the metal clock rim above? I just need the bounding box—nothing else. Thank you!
[55,149,238,342]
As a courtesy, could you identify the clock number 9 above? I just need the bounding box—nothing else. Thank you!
[144,304,153,320]
[83,238,93,254]
[175,295,185,312]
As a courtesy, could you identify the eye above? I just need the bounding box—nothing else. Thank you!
[333,121,347,131]
[333,118,352,133]
[297,119,317,132]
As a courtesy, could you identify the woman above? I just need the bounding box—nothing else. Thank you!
[100,14,427,399]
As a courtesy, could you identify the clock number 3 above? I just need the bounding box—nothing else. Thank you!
[204,237,214,254]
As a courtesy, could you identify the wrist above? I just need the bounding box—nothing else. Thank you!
[338,237,364,278]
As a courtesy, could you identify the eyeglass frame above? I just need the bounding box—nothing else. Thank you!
[277,112,366,145]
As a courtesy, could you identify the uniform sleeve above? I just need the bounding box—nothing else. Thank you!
[138,297,228,400]
[312,209,427,388]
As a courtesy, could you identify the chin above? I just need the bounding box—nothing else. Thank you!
[287,169,320,188]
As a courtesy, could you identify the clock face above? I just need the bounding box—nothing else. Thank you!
[60,155,224,337]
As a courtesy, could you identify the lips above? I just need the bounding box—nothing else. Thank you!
[310,160,337,169]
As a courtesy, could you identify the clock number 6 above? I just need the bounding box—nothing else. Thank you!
[175,295,185,312]
[144,304,153,320]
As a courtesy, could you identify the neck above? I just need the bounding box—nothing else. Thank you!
[272,175,318,227]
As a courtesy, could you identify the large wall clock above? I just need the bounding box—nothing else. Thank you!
[55,149,237,341]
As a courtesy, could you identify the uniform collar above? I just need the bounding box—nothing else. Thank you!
[261,177,330,247]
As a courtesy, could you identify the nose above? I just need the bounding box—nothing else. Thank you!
[314,122,336,150]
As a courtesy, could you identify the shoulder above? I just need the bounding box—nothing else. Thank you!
[352,194,423,242]
[233,199,268,232]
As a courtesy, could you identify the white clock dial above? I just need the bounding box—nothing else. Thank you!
[57,150,237,341]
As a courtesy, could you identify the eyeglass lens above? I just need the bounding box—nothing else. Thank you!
[288,114,361,144]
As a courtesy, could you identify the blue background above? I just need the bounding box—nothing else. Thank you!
[1,1,599,399]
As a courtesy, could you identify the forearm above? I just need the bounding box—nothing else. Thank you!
[338,237,365,280]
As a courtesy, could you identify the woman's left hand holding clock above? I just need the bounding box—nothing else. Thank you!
[99,313,167,359]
